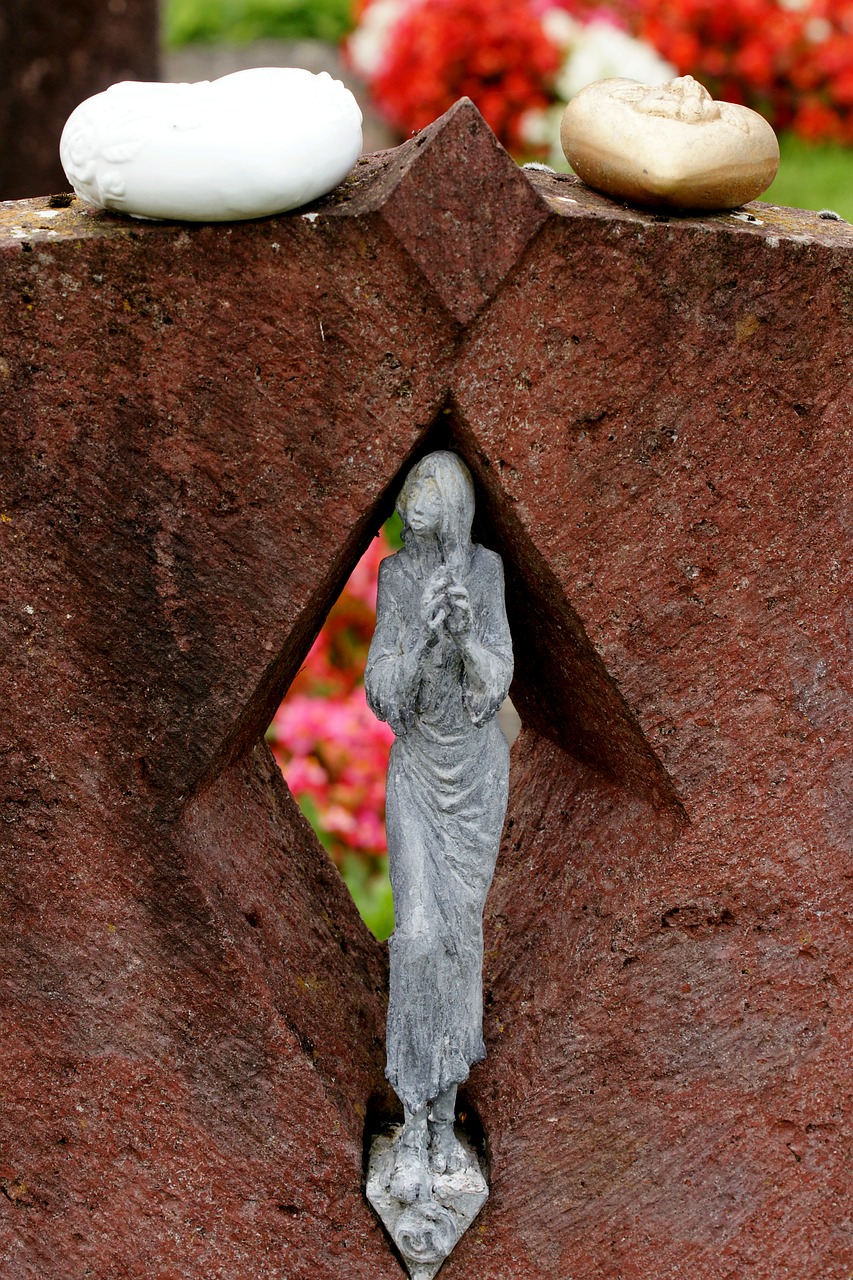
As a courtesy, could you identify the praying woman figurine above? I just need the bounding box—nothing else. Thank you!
[365,451,512,1273]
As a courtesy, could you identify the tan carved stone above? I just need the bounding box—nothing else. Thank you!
[560,75,780,211]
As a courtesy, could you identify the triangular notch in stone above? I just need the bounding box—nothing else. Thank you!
[349,99,549,326]
[429,404,684,813]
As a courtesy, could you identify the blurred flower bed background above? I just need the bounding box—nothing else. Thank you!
[164,0,853,215]
[163,0,853,937]
[266,521,399,941]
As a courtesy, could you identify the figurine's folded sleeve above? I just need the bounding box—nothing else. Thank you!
[365,557,423,735]
[460,551,513,726]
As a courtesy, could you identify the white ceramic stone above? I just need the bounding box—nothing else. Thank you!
[561,75,779,211]
[59,68,363,222]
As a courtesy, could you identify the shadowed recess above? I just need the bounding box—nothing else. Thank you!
[249,396,684,865]
[444,403,686,815]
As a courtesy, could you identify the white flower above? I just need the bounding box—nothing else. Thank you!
[805,17,832,44]
[519,103,568,167]
[519,104,559,148]
[540,8,581,50]
[348,0,412,79]
[555,22,676,103]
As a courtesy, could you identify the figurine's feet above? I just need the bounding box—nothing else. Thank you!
[390,1133,432,1203]
[428,1121,468,1175]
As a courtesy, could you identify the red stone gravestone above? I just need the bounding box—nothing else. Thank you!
[1,101,850,1278]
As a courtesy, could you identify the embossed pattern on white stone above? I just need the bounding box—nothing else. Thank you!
[59,68,363,222]
[561,75,779,211]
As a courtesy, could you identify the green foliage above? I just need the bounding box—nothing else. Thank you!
[385,509,404,549]
[294,792,334,852]
[163,0,354,48]
[764,134,853,222]
[340,852,395,941]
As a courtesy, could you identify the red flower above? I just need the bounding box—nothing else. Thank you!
[631,0,853,143]
[352,0,853,149]
[367,0,561,150]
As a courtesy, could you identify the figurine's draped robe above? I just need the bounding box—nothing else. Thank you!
[366,544,512,1115]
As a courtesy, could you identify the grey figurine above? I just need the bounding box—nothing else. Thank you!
[365,451,512,1271]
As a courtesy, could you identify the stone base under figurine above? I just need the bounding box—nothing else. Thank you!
[366,1127,488,1279]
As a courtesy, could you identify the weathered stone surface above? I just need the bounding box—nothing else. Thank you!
[457,171,853,1280]
[0,0,158,201]
[1,102,850,1278]
[344,100,548,325]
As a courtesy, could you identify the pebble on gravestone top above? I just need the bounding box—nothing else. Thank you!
[561,74,779,211]
[59,67,362,222]
[364,452,513,1277]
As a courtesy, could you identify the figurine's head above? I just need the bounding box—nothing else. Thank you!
[397,451,475,559]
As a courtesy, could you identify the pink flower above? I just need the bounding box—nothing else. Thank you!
[268,540,396,865]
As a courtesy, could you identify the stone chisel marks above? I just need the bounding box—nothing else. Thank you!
[1,100,851,1280]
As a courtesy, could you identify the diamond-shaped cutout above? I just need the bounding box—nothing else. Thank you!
[254,406,679,1277]
[266,505,524,940]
